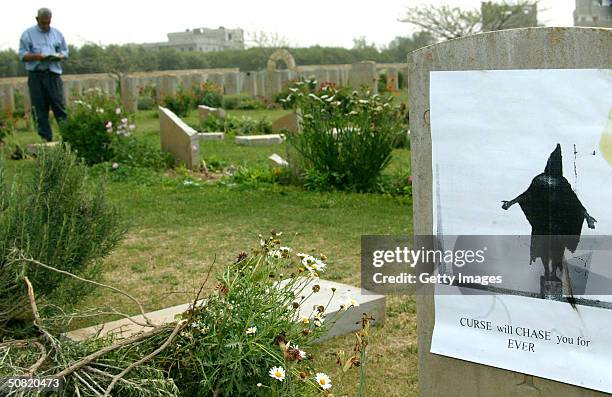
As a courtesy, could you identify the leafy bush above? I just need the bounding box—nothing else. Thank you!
[137,95,156,110]
[223,94,265,110]
[192,82,223,108]
[285,81,405,192]
[229,165,289,186]
[198,114,273,135]
[110,135,175,171]
[163,83,223,116]
[162,88,193,117]
[0,144,125,328]
[61,89,135,165]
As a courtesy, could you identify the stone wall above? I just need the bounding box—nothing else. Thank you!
[0,61,408,115]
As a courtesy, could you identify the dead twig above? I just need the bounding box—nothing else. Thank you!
[10,250,154,327]
[55,324,173,379]
[103,320,187,396]
[24,277,60,353]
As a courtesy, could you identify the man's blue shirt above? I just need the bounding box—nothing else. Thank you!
[19,25,68,74]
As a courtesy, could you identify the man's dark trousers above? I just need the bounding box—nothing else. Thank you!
[28,70,67,142]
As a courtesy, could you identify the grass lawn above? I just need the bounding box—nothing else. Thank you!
[3,104,417,396]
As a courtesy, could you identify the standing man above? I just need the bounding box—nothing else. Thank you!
[18,8,69,142]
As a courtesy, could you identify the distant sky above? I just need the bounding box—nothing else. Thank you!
[2,0,575,50]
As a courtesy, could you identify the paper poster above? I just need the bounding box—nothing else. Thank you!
[429,69,612,392]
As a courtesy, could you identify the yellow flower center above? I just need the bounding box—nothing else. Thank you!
[275,371,282,378]
[319,379,327,385]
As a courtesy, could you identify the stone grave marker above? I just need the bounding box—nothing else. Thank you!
[410,27,612,397]
[158,106,200,170]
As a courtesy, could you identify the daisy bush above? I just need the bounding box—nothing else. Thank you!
[283,79,406,192]
[168,232,339,396]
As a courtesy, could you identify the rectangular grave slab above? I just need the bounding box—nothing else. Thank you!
[198,105,226,123]
[271,112,300,134]
[64,279,385,342]
[197,132,224,141]
[235,134,284,146]
[268,153,288,167]
[26,141,60,155]
[159,106,200,169]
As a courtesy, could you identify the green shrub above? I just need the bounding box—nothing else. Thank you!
[61,89,134,165]
[223,94,265,110]
[378,72,388,93]
[192,82,223,108]
[198,115,273,135]
[0,144,125,327]
[162,88,193,117]
[285,82,404,192]
[229,165,289,186]
[110,135,175,171]
[137,95,156,110]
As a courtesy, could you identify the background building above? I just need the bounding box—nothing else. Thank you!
[574,0,612,27]
[142,26,244,52]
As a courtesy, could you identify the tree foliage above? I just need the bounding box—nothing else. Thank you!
[400,0,538,42]
[0,32,434,78]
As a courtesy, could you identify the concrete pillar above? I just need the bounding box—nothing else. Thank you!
[18,83,31,115]
[207,73,224,93]
[120,76,138,113]
[256,71,267,99]
[243,72,257,96]
[0,85,15,114]
[409,27,612,397]
[187,73,203,92]
[159,75,179,101]
[349,61,377,93]
[223,72,240,95]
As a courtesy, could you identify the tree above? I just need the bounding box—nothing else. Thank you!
[246,31,292,48]
[385,31,436,61]
[400,0,538,42]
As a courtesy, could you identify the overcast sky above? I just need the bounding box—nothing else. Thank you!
[2,0,575,51]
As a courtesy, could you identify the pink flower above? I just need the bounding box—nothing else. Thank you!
[408,175,413,184]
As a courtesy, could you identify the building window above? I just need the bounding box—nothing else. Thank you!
[228,33,232,40]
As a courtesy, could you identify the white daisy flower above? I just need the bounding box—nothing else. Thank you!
[115,107,121,114]
[339,296,359,310]
[311,259,327,272]
[268,249,282,259]
[246,326,257,335]
[315,373,332,390]
[269,366,285,381]
[111,162,119,170]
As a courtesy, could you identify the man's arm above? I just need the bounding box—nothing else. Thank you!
[57,30,68,59]
[18,30,44,62]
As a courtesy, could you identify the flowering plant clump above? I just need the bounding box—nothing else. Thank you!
[283,79,406,192]
[61,88,136,165]
[169,232,341,396]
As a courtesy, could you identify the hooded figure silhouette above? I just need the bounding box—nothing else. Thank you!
[502,144,597,281]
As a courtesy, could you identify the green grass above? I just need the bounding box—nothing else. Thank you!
[2,105,417,397]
